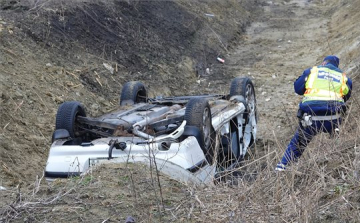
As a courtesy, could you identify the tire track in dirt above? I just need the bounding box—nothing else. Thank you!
[226,0,333,143]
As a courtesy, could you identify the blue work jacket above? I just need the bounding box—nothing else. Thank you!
[294,64,352,115]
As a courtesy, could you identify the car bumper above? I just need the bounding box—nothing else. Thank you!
[45,136,215,184]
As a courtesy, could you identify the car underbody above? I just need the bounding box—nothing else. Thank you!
[45,77,257,184]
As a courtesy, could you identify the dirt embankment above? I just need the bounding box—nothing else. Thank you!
[0,0,256,187]
[2,0,360,222]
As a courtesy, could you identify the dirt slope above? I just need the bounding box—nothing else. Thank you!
[0,0,255,187]
[1,0,360,222]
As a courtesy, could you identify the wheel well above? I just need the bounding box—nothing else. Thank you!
[219,117,241,168]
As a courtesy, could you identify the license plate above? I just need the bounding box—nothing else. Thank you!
[89,157,108,167]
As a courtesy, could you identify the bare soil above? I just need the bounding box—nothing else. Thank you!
[0,0,255,187]
[1,0,360,222]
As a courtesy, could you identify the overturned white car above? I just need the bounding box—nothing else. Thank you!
[45,77,257,184]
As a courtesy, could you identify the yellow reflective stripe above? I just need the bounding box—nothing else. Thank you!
[340,73,349,96]
[304,89,342,98]
[316,89,343,98]
[306,66,318,89]
[302,96,344,102]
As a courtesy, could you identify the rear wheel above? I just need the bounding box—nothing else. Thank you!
[230,77,256,117]
[55,101,86,139]
[120,81,147,106]
[185,98,215,164]
[230,77,257,147]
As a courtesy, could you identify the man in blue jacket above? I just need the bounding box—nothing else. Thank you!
[275,55,353,171]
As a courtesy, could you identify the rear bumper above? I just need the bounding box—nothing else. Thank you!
[45,136,215,184]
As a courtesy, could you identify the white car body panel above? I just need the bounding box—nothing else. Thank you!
[45,97,255,185]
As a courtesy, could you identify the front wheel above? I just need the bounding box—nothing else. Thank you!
[55,101,86,139]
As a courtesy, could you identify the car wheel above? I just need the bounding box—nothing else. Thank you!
[230,77,257,147]
[55,101,86,139]
[230,77,256,115]
[185,97,215,164]
[120,81,147,106]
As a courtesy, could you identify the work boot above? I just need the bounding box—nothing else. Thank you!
[275,163,286,171]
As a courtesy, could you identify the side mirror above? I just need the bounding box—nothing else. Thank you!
[52,129,71,142]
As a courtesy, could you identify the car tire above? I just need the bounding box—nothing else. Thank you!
[185,97,215,164]
[230,77,257,147]
[55,101,86,138]
[230,77,256,114]
[120,81,147,106]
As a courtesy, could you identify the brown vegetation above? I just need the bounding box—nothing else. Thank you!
[1,0,360,222]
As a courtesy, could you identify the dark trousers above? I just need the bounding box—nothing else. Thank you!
[280,118,341,166]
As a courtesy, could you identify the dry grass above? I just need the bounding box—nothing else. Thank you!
[1,102,360,222]
[1,0,360,222]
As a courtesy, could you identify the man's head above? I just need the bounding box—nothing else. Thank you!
[322,55,340,67]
